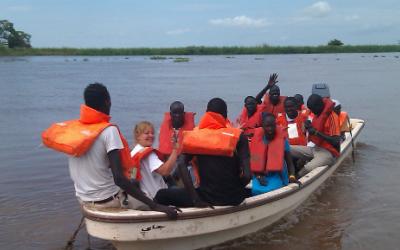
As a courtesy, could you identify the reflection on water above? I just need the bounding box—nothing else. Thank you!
[1,54,400,249]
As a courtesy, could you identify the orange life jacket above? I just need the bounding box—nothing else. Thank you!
[237,105,263,137]
[261,96,287,117]
[42,105,137,178]
[276,112,308,146]
[182,112,241,157]
[127,147,164,181]
[309,98,340,157]
[300,104,311,116]
[339,111,350,132]
[249,126,286,174]
[158,112,195,156]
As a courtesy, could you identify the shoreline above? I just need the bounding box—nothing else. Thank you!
[1,45,400,56]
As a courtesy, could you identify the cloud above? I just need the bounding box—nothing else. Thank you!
[165,28,191,35]
[209,15,270,28]
[303,1,332,18]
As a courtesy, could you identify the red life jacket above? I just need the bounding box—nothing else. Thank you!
[261,96,286,117]
[42,104,137,177]
[339,111,350,132]
[158,112,195,156]
[309,98,340,157]
[276,112,308,146]
[249,126,286,174]
[127,147,164,181]
[237,105,263,137]
[182,112,241,157]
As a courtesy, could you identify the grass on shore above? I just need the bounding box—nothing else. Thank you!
[1,45,400,56]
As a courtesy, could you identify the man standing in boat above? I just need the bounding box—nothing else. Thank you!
[42,83,180,219]
[290,94,340,176]
[155,98,252,207]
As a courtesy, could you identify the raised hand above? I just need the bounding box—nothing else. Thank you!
[267,73,278,88]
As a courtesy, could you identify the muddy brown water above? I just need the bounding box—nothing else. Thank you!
[1,54,399,250]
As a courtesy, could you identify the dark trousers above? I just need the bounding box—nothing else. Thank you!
[154,188,195,207]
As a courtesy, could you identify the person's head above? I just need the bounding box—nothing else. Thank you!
[84,83,111,115]
[134,121,155,147]
[244,96,257,116]
[169,101,185,129]
[307,94,324,115]
[262,112,276,140]
[294,94,304,110]
[206,97,227,118]
[284,97,299,119]
[332,99,341,115]
[269,85,281,105]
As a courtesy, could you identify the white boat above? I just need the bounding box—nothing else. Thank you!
[82,118,365,250]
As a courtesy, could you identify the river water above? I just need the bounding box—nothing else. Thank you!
[1,54,399,250]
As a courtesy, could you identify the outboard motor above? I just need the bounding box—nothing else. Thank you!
[312,83,330,98]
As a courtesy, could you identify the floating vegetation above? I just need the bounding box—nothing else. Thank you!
[395,56,399,58]
[150,55,167,60]
[373,55,379,58]
[83,58,89,62]
[226,56,235,58]
[173,57,190,63]
[254,57,265,60]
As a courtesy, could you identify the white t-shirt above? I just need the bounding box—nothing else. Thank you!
[131,144,167,199]
[68,126,123,202]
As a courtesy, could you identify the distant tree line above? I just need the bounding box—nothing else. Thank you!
[0,20,31,48]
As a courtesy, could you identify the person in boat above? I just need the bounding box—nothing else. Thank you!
[129,121,180,208]
[158,101,196,186]
[42,83,179,219]
[236,74,279,138]
[290,94,341,177]
[154,97,252,207]
[255,73,286,117]
[236,96,262,139]
[250,112,297,195]
[332,99,350,142]
[276,97,308,146]
[294,93,310,115]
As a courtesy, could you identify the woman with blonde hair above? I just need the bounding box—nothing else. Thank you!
[129,121,179,207]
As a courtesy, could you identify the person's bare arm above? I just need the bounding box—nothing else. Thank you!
[255,73,278,104]
[108,149,180,219]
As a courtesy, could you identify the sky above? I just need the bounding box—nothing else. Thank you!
[1,0,400,48]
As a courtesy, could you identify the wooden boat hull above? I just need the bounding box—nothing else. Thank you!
[83,119,365,250]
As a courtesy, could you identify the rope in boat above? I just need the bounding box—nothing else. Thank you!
[64,216,85,250]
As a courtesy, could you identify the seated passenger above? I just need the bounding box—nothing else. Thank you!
[158,101,195,157]
[154,98,252,207]
[294,93,310,115]
[254,73,286,117]
[332,99,350,142]
[250,113,296,195]
[127,121,179,209]
[158,101,195,186]
[42,83,179,218]
[276,97,308,146]
[291,94,340,177]
[236,96,263,139]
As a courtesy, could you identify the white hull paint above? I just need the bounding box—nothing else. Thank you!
[83,119,365,250]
